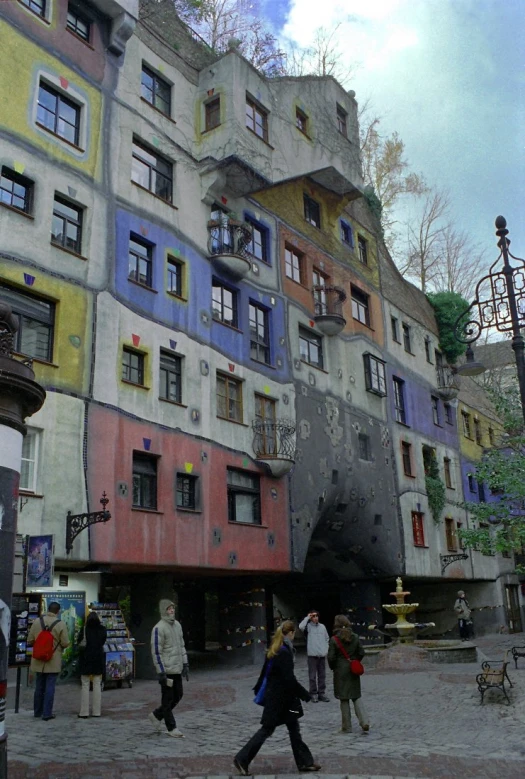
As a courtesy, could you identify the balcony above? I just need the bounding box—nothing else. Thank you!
[207,219,253,279]
[312,286,347,336]
[252,419,296,477]
[436,364,461,400]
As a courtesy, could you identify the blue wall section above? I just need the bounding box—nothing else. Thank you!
[388,367,458,445]
[115,209,290,380]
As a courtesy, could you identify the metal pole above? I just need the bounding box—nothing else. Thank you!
[495,217,525,425]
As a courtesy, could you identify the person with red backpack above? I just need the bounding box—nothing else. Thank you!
[27,602,69,720]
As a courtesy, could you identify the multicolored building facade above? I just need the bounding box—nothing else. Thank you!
[2,0,522,672]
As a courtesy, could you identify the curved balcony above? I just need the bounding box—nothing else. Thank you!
[207,219,253,279]
[252,419,296,478]
[312,285,347,336]
[436,364,461,400]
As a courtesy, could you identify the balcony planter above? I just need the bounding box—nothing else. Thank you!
[312,285,347,336]
[252,419,296,478]
[207,219,253,280]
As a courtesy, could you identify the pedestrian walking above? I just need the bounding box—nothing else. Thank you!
[149,599,189,738]
[454,590,473,640]
[298,610,330,702]
[327,615,369,734]
[77,611,107,718]
[234,620,321,775]
[27,601,69,720]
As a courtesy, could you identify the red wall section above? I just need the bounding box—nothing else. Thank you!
[87,406,291,573]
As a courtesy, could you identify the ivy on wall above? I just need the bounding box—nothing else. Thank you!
[424,448,446,524]
[426,291,469,365]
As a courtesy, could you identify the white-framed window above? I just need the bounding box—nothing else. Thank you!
[33,73,89,155]
[20,430,40,492]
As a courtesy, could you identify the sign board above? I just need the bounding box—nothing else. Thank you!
[8,592,42,667]
[41,592,86,668]
[26,534,54,588]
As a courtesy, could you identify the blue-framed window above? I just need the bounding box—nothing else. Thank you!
[244,214,270,264]
[340,219,353,248]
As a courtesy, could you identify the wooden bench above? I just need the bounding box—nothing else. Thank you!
[510,645,525,669]
[476,653,513,704]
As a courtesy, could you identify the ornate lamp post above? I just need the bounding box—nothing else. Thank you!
[454,216,525,424]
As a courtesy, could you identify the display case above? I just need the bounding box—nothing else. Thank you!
[89,602,134,689]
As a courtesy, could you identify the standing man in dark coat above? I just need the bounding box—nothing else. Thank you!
[234,620,320,775]
[77,611,107,718]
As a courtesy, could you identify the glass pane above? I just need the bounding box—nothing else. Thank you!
[54,199,78,221]
[20,317,50,361]
[20,459,34,491]
[38,86,57,111]
[57,117,76,144]
[37,105,56,132]
[234,494,257,523]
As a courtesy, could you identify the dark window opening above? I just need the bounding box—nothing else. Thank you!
[363,353,386,396]
[131,139,172,202]
[249,302,270,364]
[212,280,238,328]
[0,283,54,362]
[122,347,145,385]
[304,194,321,228]
[217,373,243,423]
[141,64,171,117]
[132,452,157,510]
[128,235,153,287]
[205,97,221,131]
[246,97,268,141]
[51,195,83,254]
[299,326,323,369]
[0,167,34,214]
[67,4,91,41]
[159,350,181,403]
[176,473,198,510]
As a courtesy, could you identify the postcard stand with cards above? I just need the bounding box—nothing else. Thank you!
[88,602,134,689]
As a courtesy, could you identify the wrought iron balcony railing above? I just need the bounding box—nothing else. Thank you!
[252,419,296,476]
[207,219,252,258]
[436,364,461,400]
[312,285,347,336]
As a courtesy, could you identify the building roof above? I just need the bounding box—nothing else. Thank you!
[379,249,439,335]
[475,340,515,370]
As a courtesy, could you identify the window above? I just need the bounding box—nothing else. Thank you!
[474,418,483,445]
[462,411,472,438]
[456,521,465,550]
[249,303,270,364]
[299,326,323,369]
[488,426,495,445]
[336,104,347,136]
[312,269,328,315]
[167,257,183,297]
[478,481,487,503]
[227,468,261,524]
[122,348,144,385]
[357,235,368,265]
[245,217,268,262]
[131,139,172,203]
[20,431,39,492]
[424,337,432,363]
[351,286,370,326]
[254,394,277,456]
[204,97,221,131]
[393,377,407,424]
[0,167,33,214]
[304,194,321,228]
[66,5,91,41]
[412,511,425,547]
[296,107,308,134]
[132,453,157,510]
[401,441,413,476]
[444,457,453,489]
[51,195,83,254]
[402,322,412,353]
[37,82,80,146]
[358,433,371,461]
[128,235,153,287]
[212,281,238,327]
[391,316,400,342]
[19,0,46,18]
[444,403,453,425]
[176,473,198,510]
[340,220,353,247]
[431,396,440,426]
[0,284,54,362]
[468,473,477,493]
[445,518,457,551]
[217,373,243,423]
[363,353,387,396]
[285,245,303,283]
[159,350,181,403]
[246,96,268,141]
[141,65,171,117]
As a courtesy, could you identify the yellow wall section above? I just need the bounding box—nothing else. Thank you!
[253,180,380,286]
[0,21,102,179]
[0,263,92,393]
[458,403,503,461]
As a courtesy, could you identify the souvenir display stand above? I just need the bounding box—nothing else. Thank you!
[88,602,134,689]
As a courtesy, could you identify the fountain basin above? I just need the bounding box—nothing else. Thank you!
[383,604,419,616]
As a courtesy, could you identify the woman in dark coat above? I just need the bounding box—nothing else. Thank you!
[234,620,320,775]
[77,611,107,718]
[327,614,369,733]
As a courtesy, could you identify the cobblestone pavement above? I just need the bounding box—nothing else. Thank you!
[6,634,525,779]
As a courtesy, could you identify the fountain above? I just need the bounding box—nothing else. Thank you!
[382,576,420,643]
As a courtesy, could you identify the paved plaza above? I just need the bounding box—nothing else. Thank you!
[5,634,525,779]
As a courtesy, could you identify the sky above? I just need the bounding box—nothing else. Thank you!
[262,0,525,288]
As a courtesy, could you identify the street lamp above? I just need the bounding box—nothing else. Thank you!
[453,216,525,424]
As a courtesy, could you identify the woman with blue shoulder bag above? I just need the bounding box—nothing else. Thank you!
[233,620,321,775]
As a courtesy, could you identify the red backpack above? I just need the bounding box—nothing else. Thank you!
[32,617,60,662]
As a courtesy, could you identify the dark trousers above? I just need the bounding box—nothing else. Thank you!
[153,674,183,731]
[235,720,313,769]
[34,672,58,719]
[458,619,472,640]
[307,656,326,695]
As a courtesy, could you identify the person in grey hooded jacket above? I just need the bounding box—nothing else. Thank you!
[149,599,188,737]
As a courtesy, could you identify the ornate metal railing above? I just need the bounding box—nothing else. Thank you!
[436,363,460,399]
[312,285,347,317]
[207,219,253,258]
[252,419,296,460]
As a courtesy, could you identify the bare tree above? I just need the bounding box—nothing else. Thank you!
[431,226,487,299]
[399,189,450,292]
[284,24,355,86]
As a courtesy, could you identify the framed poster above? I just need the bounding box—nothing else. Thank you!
[8,593,42,667]
[41,591,85,667]
[26,535,54,588]
[105,651,133,681]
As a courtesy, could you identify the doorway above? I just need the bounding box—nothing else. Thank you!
[505,585,523,633]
